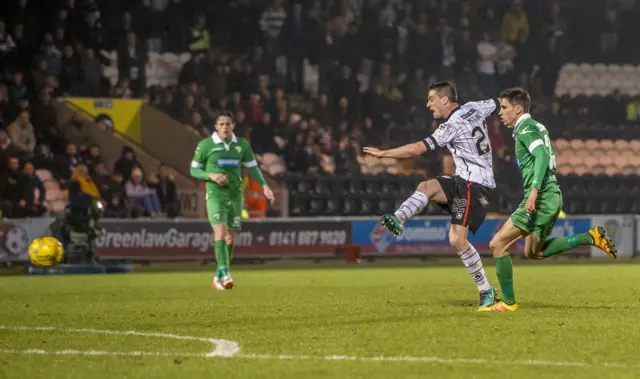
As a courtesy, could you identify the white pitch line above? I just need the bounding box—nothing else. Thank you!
[1,325,639,370]
[0,325,240,357]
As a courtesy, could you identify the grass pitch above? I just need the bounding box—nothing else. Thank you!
[1,263,639,379]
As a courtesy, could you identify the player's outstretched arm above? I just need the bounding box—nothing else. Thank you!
[242,141,275,204]
[363,142,427,159]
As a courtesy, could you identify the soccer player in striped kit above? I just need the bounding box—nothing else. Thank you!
[364,81,500,310]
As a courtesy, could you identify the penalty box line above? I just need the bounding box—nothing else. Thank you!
[1,325,638,370]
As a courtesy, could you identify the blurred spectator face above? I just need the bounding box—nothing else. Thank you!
[232,92,241,104]
[262,112,271,124]
[124,151,134,160]
[45,75,58,88]
[23,162,34,176]
[512,0,523,12]
[293,2,302,17]
[342,66,351,78]
[126,32,136,47]
[214,115,234,139]
[122,11,132,27]
[185,95,195,108]
[191,112,202,126]
[57,9,68,21]
[339,97,349,109]
[364,117,373,130]
[0,130,9,144]
[63,45,74,58]
[339,120,349,133]
[18,110,30,124]
[14,24,23,39]
[86,48,95,59]
[8,157,19,171]
[236,111,246,123]
[90,145,100,157]
[381,64,391,77]
[37,59,48,72]
[163,91,173,104]
[159,165,170,178]
[188,82,198,94]
[74,164,88,177]
[95,162,108,175]
[250,94,260,106]
[218,97,228,108]
[67,0,75,7]
[274,88,284,100]
[319,93,328,106]
[113,173,123,183]
[55,28,65,41]
[295,133,305,145]
[339,136,350,149]
[414,68,424,80]
[195,15,206,28]
[86,11,97,25]
[131,168,143,183]
[259,75,269,88]
[66,143,77,155]
[14,72,23,83]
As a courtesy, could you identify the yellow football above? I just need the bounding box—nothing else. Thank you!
[29,237,65,268]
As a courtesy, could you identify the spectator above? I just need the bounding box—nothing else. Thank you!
[149,164,179,218]
[32,143,55,172]
[103,193,128,218]
[80,48,103,96]
[0,20,17,53]
[125,167,163,217]
[20,161,46,217]
[59,45,82,94]
[113,146,139,181]
[188,15,210,54]
[7,109,36,155]
[117,32,146,95]
[280,2,306,92]
[476,31,497,97]
[283,132,310,172]
[72,163,101,200]
[31,89,64,152]
[259,0,287,65]
[0,130,19,162]
[332,135,360,174]
[501,0,529,44]
[82,143,103,173]
[251,112,278,154]
[0,156,23,218]
[91,162,111,197]
[53,142,79,183]
[8,71,27,102]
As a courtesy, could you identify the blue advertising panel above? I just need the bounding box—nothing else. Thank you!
[352,217,592,256]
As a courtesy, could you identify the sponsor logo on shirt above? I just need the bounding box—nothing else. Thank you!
[216,158,241,167]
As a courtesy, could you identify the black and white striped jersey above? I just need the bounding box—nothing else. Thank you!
[423,99,498,188]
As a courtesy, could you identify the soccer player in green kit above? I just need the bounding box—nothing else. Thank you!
[480,88,617,312]
[190,111,274,290]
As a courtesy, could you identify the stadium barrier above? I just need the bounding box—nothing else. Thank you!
[0,216,636,263]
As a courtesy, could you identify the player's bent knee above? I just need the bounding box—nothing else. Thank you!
[448,231,468,251]
[212,224,229,241]
[489,237,508,257]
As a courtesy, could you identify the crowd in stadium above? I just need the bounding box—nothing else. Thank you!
[1,0,640,219]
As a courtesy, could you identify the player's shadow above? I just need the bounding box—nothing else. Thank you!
[445,300,622,310]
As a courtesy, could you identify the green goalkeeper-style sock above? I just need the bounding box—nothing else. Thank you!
[214,240,229,277]
[227,244,235,264]
[495,255,516,305]
[541,233,593,258]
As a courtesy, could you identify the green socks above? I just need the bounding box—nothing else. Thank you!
[495,255,515,305]
[227,244,235,263]
[541,232,592,258]
[214,240,229,277]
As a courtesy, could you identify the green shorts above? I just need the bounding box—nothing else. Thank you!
[206,192,243,231]
[510,191,563,240]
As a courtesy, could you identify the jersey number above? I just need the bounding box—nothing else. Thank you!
[537,123,557,171]
[542,134,557,171]
[471,126,491,156]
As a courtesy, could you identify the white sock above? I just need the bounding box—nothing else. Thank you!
[458,244,491,292]
[394,191,429,222]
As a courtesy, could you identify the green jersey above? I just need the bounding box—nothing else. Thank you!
[191,132,257,197]
[513,115,561,195]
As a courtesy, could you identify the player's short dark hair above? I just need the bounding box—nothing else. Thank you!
[214,110,234,124]
[428,81,457,103]
[499,87,531,112]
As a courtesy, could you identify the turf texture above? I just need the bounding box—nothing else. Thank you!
[1,263,639,379]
